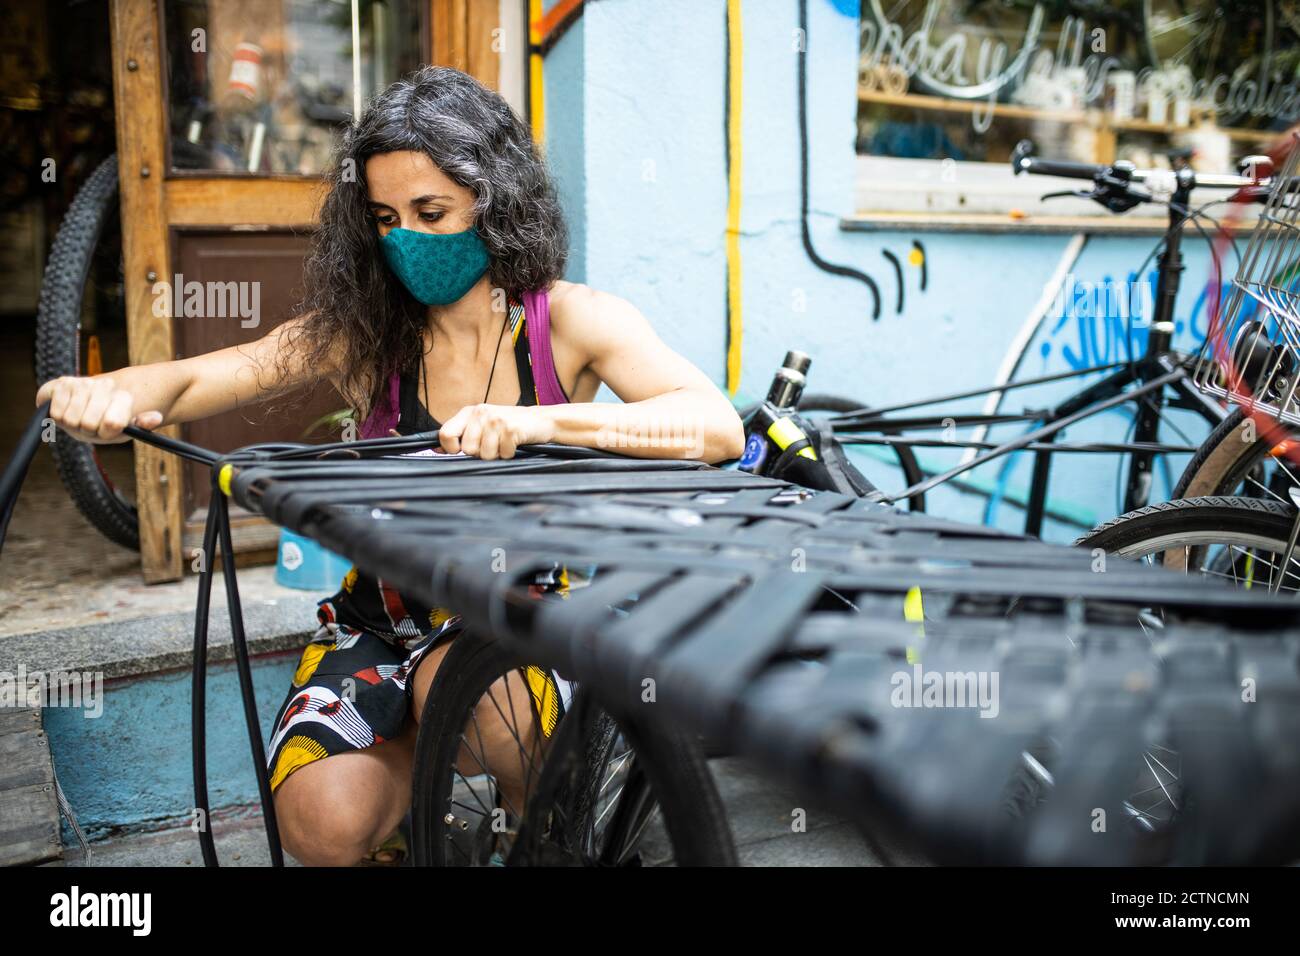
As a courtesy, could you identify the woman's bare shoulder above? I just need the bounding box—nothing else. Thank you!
[546,280,642,330]
[546,279,594,312]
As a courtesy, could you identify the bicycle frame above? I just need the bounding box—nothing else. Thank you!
[826,172,1230,536]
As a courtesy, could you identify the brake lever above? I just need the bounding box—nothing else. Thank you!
[1041,189,1092,202]
[1043,181,1149,213]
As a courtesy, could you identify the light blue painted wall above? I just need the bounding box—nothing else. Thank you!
[544,1,587,284]
[546,0,1227,542]
[45,655,296,839]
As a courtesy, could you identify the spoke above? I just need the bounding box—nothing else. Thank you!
[449,761,495,818]
[1150,13,1206,40]
[1224,545,1300,586]
[1271,455,1300,489]
[467,698,523,821]
[1243,473,1288,503]
[498,672,536,809]
[480,674,544,814]
[593,780,628,832]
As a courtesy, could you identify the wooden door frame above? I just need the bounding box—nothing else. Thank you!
[109,0,508,582]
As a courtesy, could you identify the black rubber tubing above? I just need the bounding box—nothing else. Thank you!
[0,403,49,552]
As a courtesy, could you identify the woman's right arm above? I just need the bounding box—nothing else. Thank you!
[35,316,333,443]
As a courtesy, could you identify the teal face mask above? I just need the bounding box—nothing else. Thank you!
[379,226,490,306]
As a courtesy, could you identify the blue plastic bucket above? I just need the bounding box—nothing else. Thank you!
[275,529,352,591]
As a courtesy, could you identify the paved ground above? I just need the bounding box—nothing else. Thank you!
[57,757,930,867]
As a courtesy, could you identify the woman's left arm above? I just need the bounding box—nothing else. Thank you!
[440,287,746,463]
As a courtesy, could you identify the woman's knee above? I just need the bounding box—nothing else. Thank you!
[274,751,405,866]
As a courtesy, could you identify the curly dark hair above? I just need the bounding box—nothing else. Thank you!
[289,66,568,418]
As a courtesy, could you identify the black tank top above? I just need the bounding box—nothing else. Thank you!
[394,294,568,435]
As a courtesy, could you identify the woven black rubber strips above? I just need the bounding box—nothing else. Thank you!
[226,445,1300,865]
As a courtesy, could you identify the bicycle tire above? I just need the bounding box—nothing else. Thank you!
[34,153,139,550]
[1171,407,1278,500]
[409,630,735,867]
[1077,495,1295,557]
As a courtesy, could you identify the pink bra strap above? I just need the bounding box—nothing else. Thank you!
[523,288,567,406]
[359,369,401,439]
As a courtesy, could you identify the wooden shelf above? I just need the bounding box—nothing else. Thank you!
[842,211,1255,236]
[859,88,1282,145]
[858,88,1086,125]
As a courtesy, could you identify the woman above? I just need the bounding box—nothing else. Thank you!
[36,66,745,865]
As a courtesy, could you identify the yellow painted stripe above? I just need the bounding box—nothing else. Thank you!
[725,0,743,395]
[529,0,545,146]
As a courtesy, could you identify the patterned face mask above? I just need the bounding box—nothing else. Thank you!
[379,225,490,306]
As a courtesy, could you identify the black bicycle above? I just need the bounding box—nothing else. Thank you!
[800,141,1270,537]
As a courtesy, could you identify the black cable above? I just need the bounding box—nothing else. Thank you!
[0,405,50,554]
[121,423,220,465]
[216,490,285,866]
[191,500,220,867]
[797,0,880,320]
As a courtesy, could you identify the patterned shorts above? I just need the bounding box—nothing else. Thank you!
[266,613,464,793]
[266,563,593,793]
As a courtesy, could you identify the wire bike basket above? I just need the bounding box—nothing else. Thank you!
[1192,131,1300,422]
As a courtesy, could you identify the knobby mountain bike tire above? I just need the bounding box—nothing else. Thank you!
[34,153,139,549]
[409,629,736,867]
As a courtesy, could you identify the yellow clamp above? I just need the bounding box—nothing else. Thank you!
[767,416,818,461]
[904,585,925,664]
[217,463,234,497]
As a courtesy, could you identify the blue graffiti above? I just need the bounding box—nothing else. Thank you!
[1039,270,1231,370]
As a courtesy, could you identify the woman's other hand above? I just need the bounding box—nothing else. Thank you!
[35,376,164,444]
[437,403,555,460]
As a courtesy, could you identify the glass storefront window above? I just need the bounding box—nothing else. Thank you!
[859,1,1297,172]
[164,0,423,175]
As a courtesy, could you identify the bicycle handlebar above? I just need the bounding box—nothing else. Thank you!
[1011,139,1264,191]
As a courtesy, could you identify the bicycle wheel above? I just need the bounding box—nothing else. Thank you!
[409,630,735,867]
[1078,495,1300,590]
[34,153,139,550]
[1172,406,1300,504]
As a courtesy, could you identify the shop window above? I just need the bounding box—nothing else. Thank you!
[163,0,424,176]
[856,1,1297,219]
